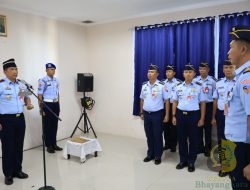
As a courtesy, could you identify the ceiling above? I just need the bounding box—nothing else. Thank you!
[0,0,244,25]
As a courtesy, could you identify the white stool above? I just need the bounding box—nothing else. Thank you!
[63,137,102,162]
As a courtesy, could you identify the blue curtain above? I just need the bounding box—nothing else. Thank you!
[218,11,250,78]
[189,18,215,76]
[133,24,174,115]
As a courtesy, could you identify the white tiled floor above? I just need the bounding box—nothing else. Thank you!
[0,133,232,190]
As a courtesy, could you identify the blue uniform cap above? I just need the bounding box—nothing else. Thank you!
[229,25,250,42]
[184,64,195,71]
[223,60,232,66]
[148,63,159,72]
[165,65,175,71]
[46,63,56,69]
[3,58,17,70]
[199,62,209,68]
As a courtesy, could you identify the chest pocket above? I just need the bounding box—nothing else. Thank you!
[218,88,226,98]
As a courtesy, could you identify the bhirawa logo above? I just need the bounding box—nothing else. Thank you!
[207,139,236,172]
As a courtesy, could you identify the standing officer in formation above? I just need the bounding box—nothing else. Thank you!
[211,60,235,177]
[162,65,182,152]
[172,64,206,172]
[193,62,216,157]
[38,63,62,153]
[0,58,34,185]
[140,64,170,165]
[225,25,250,190]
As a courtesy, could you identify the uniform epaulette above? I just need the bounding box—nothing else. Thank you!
[195,81,202,86]
[176,78,182,83]
[217,78,223,82]
[142,81,147,85]
[159,81,164,85]
[0,79,4,83]
[243,67,250,74]
[177,82,182,86]
[211,76,218,82]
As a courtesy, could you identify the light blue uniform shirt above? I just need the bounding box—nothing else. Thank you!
[0,78,28,114]
[213,77,236,111]
[38,75,59,99]
[140,80,169,112]
[172,81,206,111]
[162,77,182,103]
[193,75,216,102]
[225,61,250,143]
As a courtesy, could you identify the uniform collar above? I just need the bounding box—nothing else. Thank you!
[147,79,159,86]
[166,78,175,83]
[225,76,236,82]
[46,75,55,80]
[5,77,18,85]
[183,81,194,86]
[235,60,250,77]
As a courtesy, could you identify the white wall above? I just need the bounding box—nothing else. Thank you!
[0,9,88,156]
[0,1,249,155]
[86,1,250,139]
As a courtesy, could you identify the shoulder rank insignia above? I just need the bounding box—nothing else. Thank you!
[177,82,182,86]
[176,78,182,83]
[211,76,218,82]
[195,81,202,86]
[0,79,4,83]
[159,81,164,85]
[217,78,223,82]
[243,67,250,74]
[142,81,147,85]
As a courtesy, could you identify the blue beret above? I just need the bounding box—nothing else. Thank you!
[165,65,175,71]
[229,25,250,42]
[184,64,195,71]
[199,62,209,68]
[223,60,232,66]
[3,58,17,70]
[148,63,159,72]
[46,63,56,69]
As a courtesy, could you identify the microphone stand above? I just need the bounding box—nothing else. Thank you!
[25,85,61,190]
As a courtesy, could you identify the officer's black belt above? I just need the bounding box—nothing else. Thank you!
[0,113,23,117]
[143,109,163,114]
[217,109,224,113]
[177,109,199,115]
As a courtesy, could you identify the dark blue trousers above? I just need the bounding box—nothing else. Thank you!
[198,102,213,152]
[215,109,226,163]
[143,110,164,159]
[43,102,60,147]
[0,113,26,177]
[163,103,177,149]
[176,109,200,164]
[229,142,250,190]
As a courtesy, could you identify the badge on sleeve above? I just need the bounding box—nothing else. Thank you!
[243,85,250,93]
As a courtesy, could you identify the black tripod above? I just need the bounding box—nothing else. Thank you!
[24,83,61,190]
[70,92,97,138]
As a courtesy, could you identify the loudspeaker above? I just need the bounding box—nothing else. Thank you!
[77,73,94,92]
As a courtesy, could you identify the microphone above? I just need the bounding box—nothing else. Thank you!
[18,79,34,90]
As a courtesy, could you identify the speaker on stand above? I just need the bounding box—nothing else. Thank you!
[71,73,97,138]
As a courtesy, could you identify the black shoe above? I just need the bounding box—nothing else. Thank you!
[163,145,170,150]
[188,163,195,172]
[218,170,228,177]
[53,145,63,151]
[170,148,176,152]
[13,171,28,179]
[47,146,55,153]
[154,159,161,165]
[176,162,188,169]
[5,176,13,185]
[143,156,153,162]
